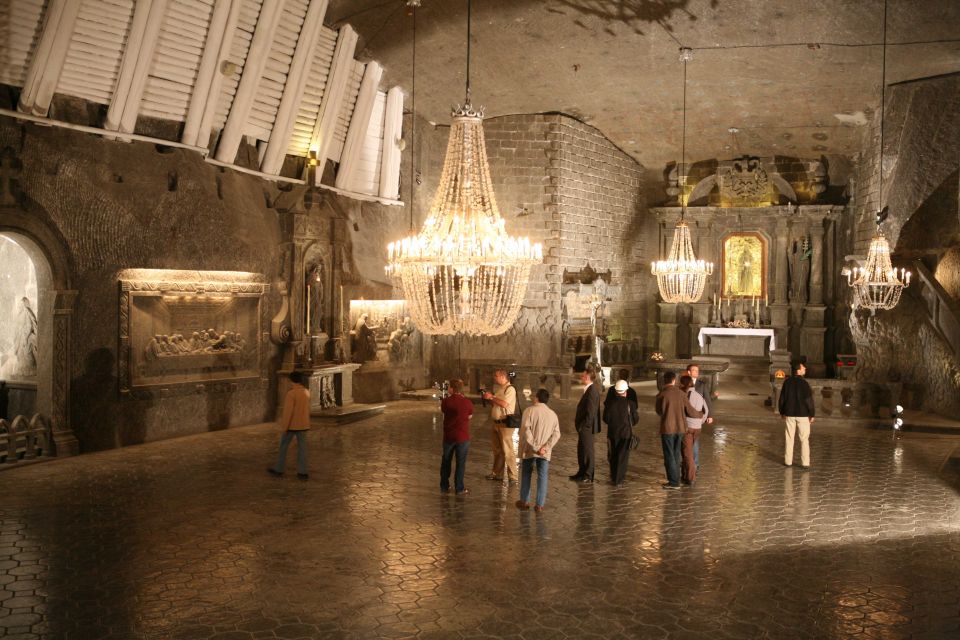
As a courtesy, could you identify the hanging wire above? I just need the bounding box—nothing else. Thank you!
[679,47,690,221]
[876,0,888,230]
[465,0,472,105]
[409,1,417,232]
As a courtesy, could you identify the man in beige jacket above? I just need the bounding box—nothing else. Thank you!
[268,371,311,480]
[515,389,561,512]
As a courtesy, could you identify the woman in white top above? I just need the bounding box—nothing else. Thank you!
[679,374,709,485]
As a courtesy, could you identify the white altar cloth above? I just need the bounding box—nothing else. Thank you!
[698,327,776,351]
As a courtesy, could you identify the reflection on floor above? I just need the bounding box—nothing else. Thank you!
[1,394,959,639]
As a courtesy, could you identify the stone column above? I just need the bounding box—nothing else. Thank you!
[774,216,789,304]
[809,217,825,305]
[688,302,711,356]
[51,290,79,457]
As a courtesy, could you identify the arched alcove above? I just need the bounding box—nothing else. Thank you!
[0,206,79,456]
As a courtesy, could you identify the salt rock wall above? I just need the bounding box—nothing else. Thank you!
[850,294,960,417]
[0,118,285,450]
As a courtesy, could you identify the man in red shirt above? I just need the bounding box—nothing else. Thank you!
[440,379,474,495]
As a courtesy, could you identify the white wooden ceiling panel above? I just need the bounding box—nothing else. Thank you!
[327,59,362,163]
[214,0,262,130]
[285,25,335,155]
[141,0,214,122]
[56,0,134,105]
[0,0,47,87]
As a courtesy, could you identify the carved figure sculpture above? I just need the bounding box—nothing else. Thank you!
[352,314,378,363]
[306,261,325,336]
[12,297,37,377]
[789,237,812,303]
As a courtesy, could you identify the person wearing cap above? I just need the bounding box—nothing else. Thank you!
[679,375,708,485]
[778,358,815,469]
[604,379,639,486]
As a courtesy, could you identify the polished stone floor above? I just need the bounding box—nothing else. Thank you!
[2,395,960,639]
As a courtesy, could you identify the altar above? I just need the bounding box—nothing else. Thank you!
[698,327,776,357]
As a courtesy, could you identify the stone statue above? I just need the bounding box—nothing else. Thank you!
[12,297,37,377]
[789,237,811,303]
[306,261,325,336]
[387,316,416,364]
[352,314,378,363]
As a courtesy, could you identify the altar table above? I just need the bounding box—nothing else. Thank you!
[698,327,776,356]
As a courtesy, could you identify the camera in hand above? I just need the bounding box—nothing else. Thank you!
[478,386,487,406]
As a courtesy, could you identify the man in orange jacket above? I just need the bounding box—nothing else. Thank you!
[268,371,311,480]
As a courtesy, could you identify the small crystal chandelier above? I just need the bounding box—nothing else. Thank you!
[386,0,542,336]
[652,47,713,303]
[846,0,910,311]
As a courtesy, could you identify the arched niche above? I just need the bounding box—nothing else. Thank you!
[0,205,79,456]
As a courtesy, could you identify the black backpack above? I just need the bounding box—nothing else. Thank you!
[505,384,523,428]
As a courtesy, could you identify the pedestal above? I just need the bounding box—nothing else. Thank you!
[657,302,679,359]
[769,303,790,353]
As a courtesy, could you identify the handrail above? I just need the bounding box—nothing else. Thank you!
[911,259,960,360]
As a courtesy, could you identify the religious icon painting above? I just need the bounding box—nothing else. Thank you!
[722,234,765,297]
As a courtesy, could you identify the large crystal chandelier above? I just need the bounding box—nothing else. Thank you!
[846,0,910,311]
[386,0,542,336]
[652,47,713,303]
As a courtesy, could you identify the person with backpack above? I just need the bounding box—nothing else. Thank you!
[482,369,519,484]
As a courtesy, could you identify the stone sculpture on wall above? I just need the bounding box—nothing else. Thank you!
[387,317,417,364]
[13,297,38,377]
[351,314,378,363]
[305,260,325,336]
[789,237,811,303]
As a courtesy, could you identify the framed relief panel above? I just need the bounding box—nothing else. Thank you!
[722,233,766,297]
[119,272,268,394]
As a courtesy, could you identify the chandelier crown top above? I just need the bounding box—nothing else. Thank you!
[452,103,484,119]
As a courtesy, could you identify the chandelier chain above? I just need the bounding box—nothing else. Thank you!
[878,0,887,228]
[409,0,417,232]
[465,0,472,105]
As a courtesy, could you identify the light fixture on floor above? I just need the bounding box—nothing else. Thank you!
[652,47,713,304]
[386,0,542,335]
[845,0,910,311]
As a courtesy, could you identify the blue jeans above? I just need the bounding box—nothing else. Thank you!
[661,433,683,486]
[520,457,549,507]
[274,430,308,475]
[440,440,470,492]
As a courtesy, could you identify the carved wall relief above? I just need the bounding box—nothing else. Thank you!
[348,300,420,366]
[119,275,268,394]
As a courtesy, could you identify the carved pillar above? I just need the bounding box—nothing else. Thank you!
[688,302,711,356]
[51,290,79,456]
[809,217,825,305]
[774,216,789,304]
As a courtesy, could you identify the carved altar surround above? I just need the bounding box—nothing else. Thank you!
[652,204,843,370]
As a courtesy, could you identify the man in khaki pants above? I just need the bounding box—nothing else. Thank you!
[777,359,816,469]
[482,369,518,484]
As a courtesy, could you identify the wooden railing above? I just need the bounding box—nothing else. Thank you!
[911,260,960,361]
[0,414,53,464]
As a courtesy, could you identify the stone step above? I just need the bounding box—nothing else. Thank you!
[311,403,386,425]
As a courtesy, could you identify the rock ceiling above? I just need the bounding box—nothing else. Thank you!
[327,0,960,168]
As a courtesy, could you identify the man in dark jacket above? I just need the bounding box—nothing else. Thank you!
[604,380,639,486]
[655,371,703,489]
[570,369,601,483]
[778,358,815,469]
